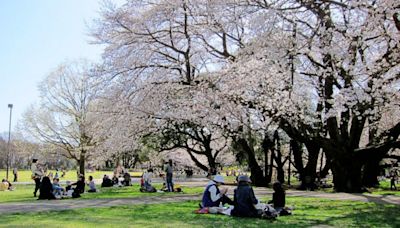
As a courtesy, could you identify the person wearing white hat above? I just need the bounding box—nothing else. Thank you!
[200,175,233,208]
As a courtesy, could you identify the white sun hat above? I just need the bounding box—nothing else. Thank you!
[213,175,224,184]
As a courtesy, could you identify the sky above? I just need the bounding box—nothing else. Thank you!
[0,0,115,135]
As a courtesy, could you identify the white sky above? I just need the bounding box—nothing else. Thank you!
[0,0,121,134]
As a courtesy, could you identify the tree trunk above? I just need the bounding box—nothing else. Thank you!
[291,140,304,178]
[274,131,285,183]
[320,155,331,179]
[302,143,320,190]
[362,159,380,187]
[79,150,85,176]
[262,135,273,184]
[186,150,209,172]
[331,155,363,192]
[237,138,268,187]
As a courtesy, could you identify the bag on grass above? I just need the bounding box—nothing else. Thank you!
[194,207,209,214]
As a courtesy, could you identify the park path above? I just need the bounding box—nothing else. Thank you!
[1,180,399,215]
[0,194,202,214]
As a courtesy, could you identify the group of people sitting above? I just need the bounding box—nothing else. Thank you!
[139,168,182,193]
[199,175,291,219]
[37,175,97,200]
[101,172,132,188]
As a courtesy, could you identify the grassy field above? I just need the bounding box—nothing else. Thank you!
[0,197,398,227]
[0,183,204,204]
[1,177,399,227]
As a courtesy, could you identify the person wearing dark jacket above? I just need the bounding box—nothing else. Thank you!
[101,175,113,187]
[269,182,286,212]
[231,175,263,218]
[70,175,85,198]
[38,176,56,200]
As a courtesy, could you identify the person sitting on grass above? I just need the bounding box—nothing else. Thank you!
[52,178,64,198]
[112,174,119,186]
[38,176,56,200]
[200,175,233,209]
[87,176,97,193]
[231,175,265,218]
[141,168,156,192]
[69,175,85,198]
[101,175,113,187]
[268,182,291,215]
[122,171,132,186]
[0,179,13,191]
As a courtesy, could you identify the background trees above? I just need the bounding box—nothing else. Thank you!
[14,0,399,193]
[21,60,99,176]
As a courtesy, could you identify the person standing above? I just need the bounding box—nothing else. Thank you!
[13,167,18,182]
[31,159,43,197]
[165,159,174,192]
[390,169,398,190]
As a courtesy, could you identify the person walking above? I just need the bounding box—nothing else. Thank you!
[31,159,43,197]
[390,169,398,190]
[13,167,18,182]
[165,159,174,192]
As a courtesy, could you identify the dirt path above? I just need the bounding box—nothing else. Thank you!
[0,194,201,214]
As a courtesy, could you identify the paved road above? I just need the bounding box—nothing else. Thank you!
[1,180,399,215]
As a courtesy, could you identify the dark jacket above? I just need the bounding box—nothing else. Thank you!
[38,177,56,200]
[231,182,259,217]
[272,191,285,208]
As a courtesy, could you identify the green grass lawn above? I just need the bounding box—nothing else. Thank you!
[0,183,204,204]
[366,180,400,196]
[0,197,398,227]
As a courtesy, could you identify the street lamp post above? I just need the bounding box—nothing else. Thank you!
[6,104,13,180]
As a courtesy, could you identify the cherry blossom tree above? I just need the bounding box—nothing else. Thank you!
[89,0,251,171]
[224,0,400,192]
[89,0,400,192]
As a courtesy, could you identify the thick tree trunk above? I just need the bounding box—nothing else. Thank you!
[320,156,331,179]
[362,159,380,187]
[331,156,363,193]
[291,140,304,176]
[293,142,320,190]
[237,138,268,187]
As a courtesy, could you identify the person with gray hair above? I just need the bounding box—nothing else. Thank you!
[231,175,264,218]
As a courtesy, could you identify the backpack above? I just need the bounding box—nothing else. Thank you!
[262,205,278,219]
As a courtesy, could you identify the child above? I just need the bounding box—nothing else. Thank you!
[87,176,97,193]
[52,178,64,198]
[269,182,291,215]
[141,169,156,192]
